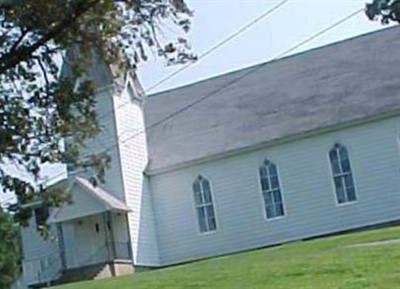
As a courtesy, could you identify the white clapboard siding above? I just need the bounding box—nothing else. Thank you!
[76,88,126,201]
[20,219,60,285]
[19,85,127,284]
[21,219,59,260]
[113,82,160,266]
[150,116,400,265]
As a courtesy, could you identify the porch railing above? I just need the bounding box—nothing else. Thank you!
[22,241,132,286]
[22,250,62,286]
[70,241,132,268]
[113,241,132,260]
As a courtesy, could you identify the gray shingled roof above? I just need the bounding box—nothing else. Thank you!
[144,27,400,173]
[47,177,131,223]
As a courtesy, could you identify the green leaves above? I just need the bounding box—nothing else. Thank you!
[366,0,400,24]
[0,7,195,286]
[0,210,21,289]
[1,0,195,221]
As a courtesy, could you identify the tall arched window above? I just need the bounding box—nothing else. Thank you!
[329,143,357,204]
[259,159,285,219]
[193,176,217,233]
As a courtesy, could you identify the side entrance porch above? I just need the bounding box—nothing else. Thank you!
[22,177,134,287]
[56,212,133,278]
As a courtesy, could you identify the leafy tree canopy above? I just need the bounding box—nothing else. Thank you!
[0,210,21,289]
[0,1,194,284]
[0,0,194,220]
[366,0,400,23]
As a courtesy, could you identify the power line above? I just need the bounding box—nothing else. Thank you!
[274,9,364,59]
[113,8,364,150]
[85,0,292,161]
[43,7,364,187]
[94,0,291,124]
[146,0,290,93]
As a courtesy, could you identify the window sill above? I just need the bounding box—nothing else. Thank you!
[335,200,358,207]
[265,215,286,222]
[198,229,218,236]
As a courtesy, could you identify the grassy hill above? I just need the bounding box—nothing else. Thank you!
[54,226,400,289]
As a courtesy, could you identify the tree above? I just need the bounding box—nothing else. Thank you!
[366,0,400,24]
[0,0,195,285]
[0,210,21,289]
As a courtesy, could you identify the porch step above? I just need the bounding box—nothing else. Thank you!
[53,261,134,286]
[53,263,108,285]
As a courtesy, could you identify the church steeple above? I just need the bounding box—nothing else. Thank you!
[62,48,148,201]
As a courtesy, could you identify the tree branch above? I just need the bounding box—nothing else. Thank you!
[0,0,100,75]
[8,28,29,54]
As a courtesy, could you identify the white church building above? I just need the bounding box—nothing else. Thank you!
[17,27,400,287]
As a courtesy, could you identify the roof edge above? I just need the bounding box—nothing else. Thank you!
[74,177,131,212]
[147,26,399,98]
[146,109,400,176]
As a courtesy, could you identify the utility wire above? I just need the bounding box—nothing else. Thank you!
[146,0,291,93]
[84,0,292,163]
[38,7,364,190]
[94,0,291,124]
[112,8,365,151]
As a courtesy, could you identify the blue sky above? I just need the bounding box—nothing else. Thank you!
[139,0,391,94]
[0,0,393,204]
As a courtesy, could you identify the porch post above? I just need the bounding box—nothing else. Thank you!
[125,213,133,261]
[56,223,67,270]
[103,212,116,261]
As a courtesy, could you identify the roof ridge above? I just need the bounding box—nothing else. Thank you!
[74,177,130,211]
[147,26,399,98]
[144,25,400,172]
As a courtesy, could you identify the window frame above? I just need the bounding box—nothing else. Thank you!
[257,159,287,221]
[396,136,400,156]
[328,143,358,206]
[192,175,218,235]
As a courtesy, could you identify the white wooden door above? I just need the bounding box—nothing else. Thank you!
[61,221,76,268]
[74,215,107,266]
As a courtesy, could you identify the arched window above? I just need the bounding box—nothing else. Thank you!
[259,159,285,219]
[193,176,217,233]
[329,143,357,204]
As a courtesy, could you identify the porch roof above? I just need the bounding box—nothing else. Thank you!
[47,177,131,224]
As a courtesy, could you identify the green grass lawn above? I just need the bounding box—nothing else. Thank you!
[54,226,400,289]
